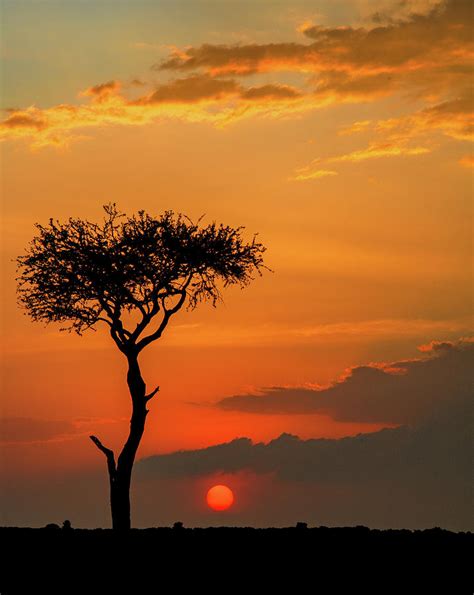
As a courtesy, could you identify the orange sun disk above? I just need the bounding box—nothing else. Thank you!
[206,485,234,511]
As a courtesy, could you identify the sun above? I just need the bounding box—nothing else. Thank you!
[206,485,234,511]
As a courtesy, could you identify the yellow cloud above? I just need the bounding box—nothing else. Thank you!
[1,0,472,151]
[290,168,338,182]
[377,94,474,143]
[459,154,474,168]
[289,139,431,181]
[0,76,306,148]
[292,91,473,177]
[338,120,372,135]
[328,143,430,163]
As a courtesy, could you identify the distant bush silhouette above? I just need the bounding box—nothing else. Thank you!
[17,204,268,530]
[295,522,307,529]
[44,523,60,530]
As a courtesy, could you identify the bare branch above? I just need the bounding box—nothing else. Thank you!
[109,327,127,354]
[145,386,160,402]
[89,435,116,477]
[136,289,188,352]
[90,434,113,455]
[129,300,160,343]
[111,303,131,342]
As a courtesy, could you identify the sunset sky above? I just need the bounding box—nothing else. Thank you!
[1,0,472,529]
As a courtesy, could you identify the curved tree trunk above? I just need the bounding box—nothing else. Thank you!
[90,351,160,530]
[111,353,148,530]
[91,352,150,530]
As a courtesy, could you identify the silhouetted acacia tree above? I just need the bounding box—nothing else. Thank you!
[17,204,267,530]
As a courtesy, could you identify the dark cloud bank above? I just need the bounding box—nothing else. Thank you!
[137,416,470,486]
[138,339,473,529]
[215,339,473,424]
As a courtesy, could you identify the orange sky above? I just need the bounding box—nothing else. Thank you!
[0,0,472,528]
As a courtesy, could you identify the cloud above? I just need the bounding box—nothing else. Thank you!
[136,405,471,532]
[338,119,372,135]
[137,415,470,487]
[240,83,302,101]
[289,168,338,181]
[0,75,307,148]
[129,317,473,348]
[421,95,473,141]
[329,141,430,162]
[285,318,473,339]
[136,336,472,529]
[417,338,466,352]
[290,140,430,179]
[0,417,77,443]
[157,42,311,77]
[0,416,121,443]
[1,110,48,132]
[214,337,473,424]
[150,0,469,176]
[133,76,302,106]
[310,70,400,103]
[154,0,473,150]
[0,83,224,149]
[367,0,446,24]
[459,154,474,167]
[134,74,240,104]
[292,90,472,176]
[157,1,471,86]
[1,0,472,150]
[80,80,122,103]
[376,93,474,142]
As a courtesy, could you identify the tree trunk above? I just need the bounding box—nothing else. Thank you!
[110,353,148,530]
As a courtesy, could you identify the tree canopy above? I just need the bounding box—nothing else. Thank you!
[17,204,268,354]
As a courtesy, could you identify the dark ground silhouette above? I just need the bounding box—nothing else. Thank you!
[1,525,472,593]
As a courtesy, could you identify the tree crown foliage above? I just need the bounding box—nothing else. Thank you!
[17,204,268,354]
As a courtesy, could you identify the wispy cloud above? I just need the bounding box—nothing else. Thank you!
[290,141,431,181]
[459,154,474,168]
[338,119,372,135]
[134,317,473,347]
[0,416,122,444]
[330,142,430,163]
[291,90,473,178]
[289,168,338,181]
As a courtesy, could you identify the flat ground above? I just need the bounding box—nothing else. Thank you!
[1,526,471,593]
